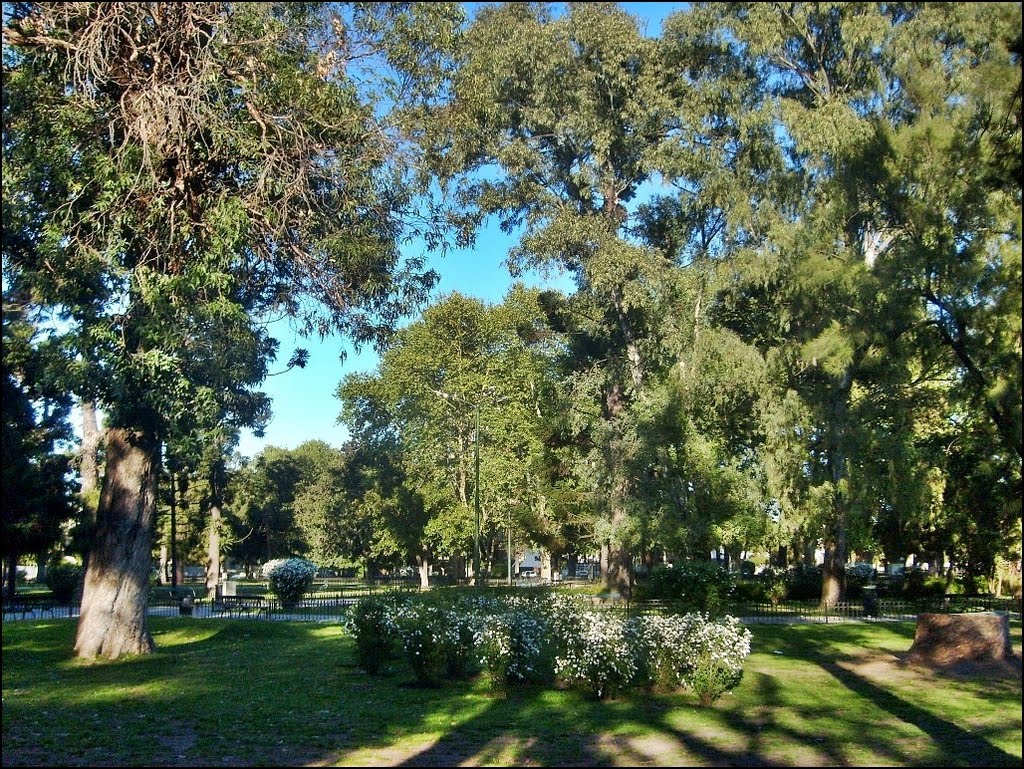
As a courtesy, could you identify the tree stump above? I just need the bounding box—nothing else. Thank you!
[906,612,1013,666]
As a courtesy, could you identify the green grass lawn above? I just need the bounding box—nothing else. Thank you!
[2,617,1020,767]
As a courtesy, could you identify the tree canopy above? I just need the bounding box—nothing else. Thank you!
[2,2,1020,635]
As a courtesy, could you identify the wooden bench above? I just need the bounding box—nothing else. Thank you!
[212,595,267,618]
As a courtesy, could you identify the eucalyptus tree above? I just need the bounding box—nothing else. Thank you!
[2,2,463,658]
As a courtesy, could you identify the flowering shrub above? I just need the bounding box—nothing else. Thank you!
[475,610,547,688]
[261,557,318,609]
[342,591,751,705]
[680,614,752,705]
[383,602,479,684]
[443,609,482,679]
[394,603,449,684]
[347,595,400,674]
[630,613,700,690]
[554,611,638,700]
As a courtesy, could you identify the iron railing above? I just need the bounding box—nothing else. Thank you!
[4,588,1020,624]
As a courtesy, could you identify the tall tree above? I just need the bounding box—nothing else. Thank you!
[2,2,462,658]
[1,292,81,597]
[338,287,556,587]
[667,2,1021,603]
[435,2,682,596]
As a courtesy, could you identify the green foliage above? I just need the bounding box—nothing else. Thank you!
[687,653,744,708]
[349,596,398,675]
[898,569,950,600]
[1,297,81,576]
[733,567,788,604]
[785,565,824,601]
[44,561,84,604]
[633,562,736,615]
[337,288,561,579]
[3,2,464,653]
[844,563,877,600]
[261,557,317,610]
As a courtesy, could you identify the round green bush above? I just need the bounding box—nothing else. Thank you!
[350,596,398,674]
[785,564,823,600]
[633,561,735,614]
[46,561,83,603]
[261,557,317,609]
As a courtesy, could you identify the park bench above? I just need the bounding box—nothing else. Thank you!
[150,586,198,615]
[212,595,267,618]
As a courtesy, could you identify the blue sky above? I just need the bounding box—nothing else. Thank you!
[236,2,685,458]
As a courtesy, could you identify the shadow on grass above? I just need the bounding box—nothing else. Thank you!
[809,650,1020,767]
[3,618,1021,767]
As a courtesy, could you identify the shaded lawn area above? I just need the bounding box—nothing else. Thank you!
[2,617,1020,767]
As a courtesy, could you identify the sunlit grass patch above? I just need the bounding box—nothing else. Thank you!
[3,616,1020,767]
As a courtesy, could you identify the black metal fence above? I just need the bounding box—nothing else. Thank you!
[631,594,1022,623]
[4,588,1020,624]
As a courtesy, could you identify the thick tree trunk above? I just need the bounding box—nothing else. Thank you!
[602,541,632,598]
[74,427,158,660]
[821,538,846,608]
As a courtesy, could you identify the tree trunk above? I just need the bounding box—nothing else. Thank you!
[74,427,158,660]
[205,501,222,594]
[598,524,630,602]
[80,400,102,495]
[158,544,170,586]
[602,541,632,598]
[820,372,852,610]
[3,554,16,599]
[776,545,788,568]
[79,400,103,572]
[416,552,431,590]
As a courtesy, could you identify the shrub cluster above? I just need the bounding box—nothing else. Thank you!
[342,591,752,704]
[632,562,736,614]
[45,561,84,603]
[261,557,318,609]
[707,560,985,603]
